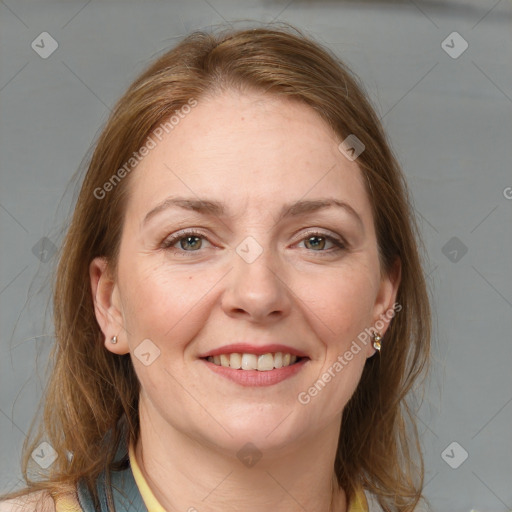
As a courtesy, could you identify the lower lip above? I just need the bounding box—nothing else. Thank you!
[201,358,309,387]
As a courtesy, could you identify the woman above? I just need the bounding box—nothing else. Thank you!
[0,23,430,512]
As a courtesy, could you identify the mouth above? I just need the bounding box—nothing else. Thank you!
[198,343,310,386]
[201,352,308,371]
[199,350,310,387]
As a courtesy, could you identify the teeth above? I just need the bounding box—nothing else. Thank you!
[206,352,301,370]
[241,353,257,370]
[257,353,274,371]
[230,353,242,369]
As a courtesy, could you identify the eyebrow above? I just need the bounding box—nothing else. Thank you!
[143,196,364,229]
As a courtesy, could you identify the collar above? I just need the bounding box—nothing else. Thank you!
[128,441,368,512]
[128,441,166,512]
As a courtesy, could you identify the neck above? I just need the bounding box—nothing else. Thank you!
[134,398,347,512]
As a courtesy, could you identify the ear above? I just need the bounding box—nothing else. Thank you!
[89,257,130,355]
[367,257,402,356]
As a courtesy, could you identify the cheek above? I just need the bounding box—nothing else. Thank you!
[295,259,378,342]
[118,257,221,346]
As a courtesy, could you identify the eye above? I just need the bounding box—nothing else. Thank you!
[160,229,346,255]
[297,232,346,253]
[161,229,212,252]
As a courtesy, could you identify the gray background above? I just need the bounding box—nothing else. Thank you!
[1,1,511,510]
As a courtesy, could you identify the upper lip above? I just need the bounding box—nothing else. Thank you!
[198,343,309,359]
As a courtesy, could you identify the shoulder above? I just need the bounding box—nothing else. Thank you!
[0,491,56,512]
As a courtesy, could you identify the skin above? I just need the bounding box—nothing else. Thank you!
[90,89,400,512]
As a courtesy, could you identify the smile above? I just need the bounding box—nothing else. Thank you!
[201,353,309,387]
[205,352,302,371]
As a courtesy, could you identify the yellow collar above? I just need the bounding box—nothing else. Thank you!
[129,441,368,512]
[128,441,166,512]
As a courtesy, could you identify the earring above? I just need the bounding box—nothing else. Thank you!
[372,332,382,351]
[110,335,118,344]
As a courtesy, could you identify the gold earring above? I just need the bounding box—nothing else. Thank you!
[372,332,382,351]
[110,336,118,344]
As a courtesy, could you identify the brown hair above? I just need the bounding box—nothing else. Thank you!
[1,22,430,511]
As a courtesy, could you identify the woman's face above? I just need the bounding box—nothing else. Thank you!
[91,89,399,455]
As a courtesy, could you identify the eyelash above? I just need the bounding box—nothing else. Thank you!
[160,229,347,256]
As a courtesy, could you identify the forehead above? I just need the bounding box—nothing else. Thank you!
[125,90,371,222]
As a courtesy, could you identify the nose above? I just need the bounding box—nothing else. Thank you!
[221,243,292,324]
